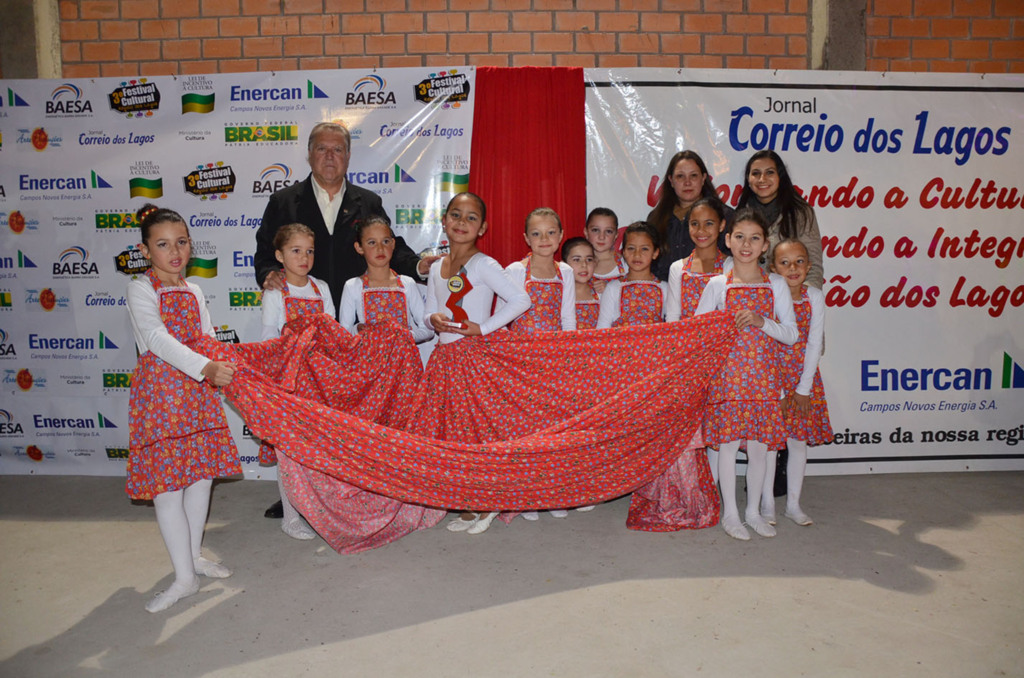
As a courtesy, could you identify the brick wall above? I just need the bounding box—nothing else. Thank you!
[867,0,1023,72]
[56,0,1023,78]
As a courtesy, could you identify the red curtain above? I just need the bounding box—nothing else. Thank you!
[469,66,587,265]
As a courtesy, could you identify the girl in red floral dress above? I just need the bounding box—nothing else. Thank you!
[561,237,600,330]
[585,207,626,295]
[762,239,831,527]
[695,209,798,541]
[259,222,334,541]
[505,208,576,521]
[596,222,668,329]
[126,204,240,613]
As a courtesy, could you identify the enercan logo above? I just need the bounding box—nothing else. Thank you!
[108,79,160,117]
[346,164,415,186]
[32,412,118,430]
[47,83,94,117]
[414,70,470,108]
[0,328,15,357]
[252,163,295,195]
[1,251,38,269]
[346,74,397,107]
[53,246,100,278]
[229,80,328,102]
[183,162,236,199]
[860,353,1024,392]
[3,87,30,107]
[19,170,112,191]
[1003,353,1024,389]
[28,331,118,351]
[0,409,24,436]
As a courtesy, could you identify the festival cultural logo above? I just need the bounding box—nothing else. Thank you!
[46,83,94,118]
[113,244,150,276]
[108,79,160,118]
[346,74,398,109]
[215,325,240,343]
[414,70,470,108]
[251,163,296,196]
[183,162,236,200]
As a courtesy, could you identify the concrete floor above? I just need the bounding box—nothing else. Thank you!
[1,472,1022,678]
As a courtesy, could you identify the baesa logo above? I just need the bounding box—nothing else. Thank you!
[252,163,295,195]
[53,246,100,278]
[347,74,397,107]
[0,328,15,357]
[47,83,93,117]
[0,408,24,436]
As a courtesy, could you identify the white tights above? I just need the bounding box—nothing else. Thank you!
[718,439,769,521]
[152,478,212,586]
[760,438,811,520]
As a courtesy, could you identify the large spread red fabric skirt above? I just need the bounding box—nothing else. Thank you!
[190,312,734,551]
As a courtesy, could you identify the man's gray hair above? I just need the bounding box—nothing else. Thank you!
[307,122,351,153]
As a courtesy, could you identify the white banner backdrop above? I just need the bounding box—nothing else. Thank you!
[0,67,474,478]
[585,68,1024,473]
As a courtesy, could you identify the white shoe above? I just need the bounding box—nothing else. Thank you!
[193,557,232,578]
[721,515,750,541]
[521,511,540,521]
[446,513,479,532]
[745,514,777,538]
[467,512,498,535]
[761,505,777,526]
[282,517,317,540]
[549,509,569,518]
[576,505,596,512]
[785,508,814,526]
[145,578,200,613]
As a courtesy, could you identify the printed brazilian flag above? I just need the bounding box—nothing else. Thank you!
[181,92,215,114]
[129,177,163,199]
[439,172,469,193]
[186,257,217,278]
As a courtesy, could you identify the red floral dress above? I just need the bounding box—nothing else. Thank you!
[679,252,726,317]
[575,297,600,330]
[626,255,723,531]
[509,256,563,332]
[362,272,410,327]
[127,270,239,500]
[779,288,832,445]
[614,280,664,326]
[703,271,787,450]
[258,280,329,466]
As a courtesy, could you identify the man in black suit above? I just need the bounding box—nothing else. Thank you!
[253,121,435,519]
[254,121,433,316]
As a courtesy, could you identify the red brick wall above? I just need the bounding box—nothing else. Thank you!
[867,0,1023,72]
[57,0,1022,77]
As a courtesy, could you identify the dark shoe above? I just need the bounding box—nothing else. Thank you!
[264,500,283,519]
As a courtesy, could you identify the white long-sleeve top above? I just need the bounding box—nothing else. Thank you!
[338,274,435,343]
[694,272,799,346]
[793,285,826,396]
[424,252,532,345]
[665,255,734,322]
[259,275,334,341]
[596,279,669,329]
[126,278,216,382]
[501,259,577,331]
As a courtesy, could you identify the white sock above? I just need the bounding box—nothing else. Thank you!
[183,478,212,563]
[761,447,778,518]
[786,438,810,520]
[717,441,741,521]
[744,440,768,523]
[153,488,198,587]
